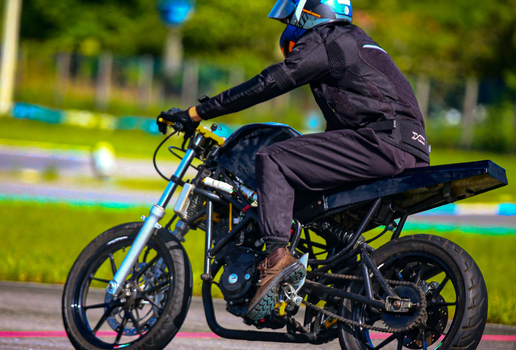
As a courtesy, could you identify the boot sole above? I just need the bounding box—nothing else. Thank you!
[247,262,306,321]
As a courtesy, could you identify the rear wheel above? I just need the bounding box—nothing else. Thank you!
[339,234,487,350]
[62,222,192,350]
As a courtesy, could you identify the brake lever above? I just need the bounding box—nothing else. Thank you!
[173,121,184,132]
[157,117,184,133]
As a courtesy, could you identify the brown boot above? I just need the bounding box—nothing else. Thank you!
[247,247,306,321]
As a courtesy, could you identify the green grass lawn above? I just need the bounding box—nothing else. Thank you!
[0,199,514,325]
[0,116,179,159]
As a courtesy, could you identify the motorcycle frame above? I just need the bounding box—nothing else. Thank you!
[105,130,401,342]
[199,195,398,343]
[105,127,508,343]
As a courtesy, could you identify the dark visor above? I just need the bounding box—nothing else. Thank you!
[268,0,297,19]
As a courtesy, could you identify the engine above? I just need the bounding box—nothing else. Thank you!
[219,248,260,317]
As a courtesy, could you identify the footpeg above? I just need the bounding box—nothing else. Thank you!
[295,253,308,293]
[281,283,303,310]
[277,253,307,311]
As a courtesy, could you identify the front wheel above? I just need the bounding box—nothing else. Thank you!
[62,222,192,350]
[339,234,488,350]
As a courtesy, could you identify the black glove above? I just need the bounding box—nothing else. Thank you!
[156,108,200,139]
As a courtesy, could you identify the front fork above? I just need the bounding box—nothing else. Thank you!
[106,135,203,296]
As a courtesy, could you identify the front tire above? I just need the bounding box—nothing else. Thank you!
[339,234,487,350]
[62,222,192,350]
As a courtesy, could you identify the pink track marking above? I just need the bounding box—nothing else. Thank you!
[0,331,220,339]
[0,331,515,342]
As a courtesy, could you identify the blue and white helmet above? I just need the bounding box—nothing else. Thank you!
[269,0,353,55]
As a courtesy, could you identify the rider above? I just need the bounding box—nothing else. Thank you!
[157,0,430,321]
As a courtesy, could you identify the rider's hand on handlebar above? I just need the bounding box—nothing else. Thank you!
[156,108,200,139]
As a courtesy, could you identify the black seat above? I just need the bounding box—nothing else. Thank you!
[294,160,507,222]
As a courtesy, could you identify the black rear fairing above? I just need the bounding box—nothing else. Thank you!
[214,123,301,189]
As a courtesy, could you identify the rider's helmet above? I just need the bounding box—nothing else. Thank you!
[269,0,353,56]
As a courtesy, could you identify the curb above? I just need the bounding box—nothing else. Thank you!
[7,102,161,134]
[418,203,516,216]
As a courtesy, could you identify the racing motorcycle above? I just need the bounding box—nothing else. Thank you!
[62,116,508,350]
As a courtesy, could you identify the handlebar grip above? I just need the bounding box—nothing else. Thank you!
[157,117,173,126]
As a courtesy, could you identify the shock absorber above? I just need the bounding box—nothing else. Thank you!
[318,220,351,245]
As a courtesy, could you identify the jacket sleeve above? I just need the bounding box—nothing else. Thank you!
[196,30,331,120]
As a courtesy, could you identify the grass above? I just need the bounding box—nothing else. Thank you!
[0,199,514,324]
[0,115,182,160]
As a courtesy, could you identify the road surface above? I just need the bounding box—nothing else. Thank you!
[0,281,515,350]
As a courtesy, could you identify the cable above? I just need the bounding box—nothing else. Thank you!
[153,130,178,181]
[168,146,200,171]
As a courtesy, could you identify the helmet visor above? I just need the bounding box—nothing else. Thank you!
[268,0,297,20]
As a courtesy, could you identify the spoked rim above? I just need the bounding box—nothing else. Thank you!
[70,236,176,349]
[348,253,462,350]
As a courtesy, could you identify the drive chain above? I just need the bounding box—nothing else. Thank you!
[302,271,428,334]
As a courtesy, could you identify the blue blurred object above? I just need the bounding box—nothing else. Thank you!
[158,0,195,26]
[499,203,516,216]
[12,103,63,124]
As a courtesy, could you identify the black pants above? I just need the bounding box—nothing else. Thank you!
[255,128,426,243]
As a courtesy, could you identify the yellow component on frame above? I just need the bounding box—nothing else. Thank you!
[275,300,287,316]
[196,126,225,146]
[325,318,338,329]
[229,202,233,231]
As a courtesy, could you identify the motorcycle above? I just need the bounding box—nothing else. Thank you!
[62,117,508,350]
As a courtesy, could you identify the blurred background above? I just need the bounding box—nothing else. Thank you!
[0,0,515,325]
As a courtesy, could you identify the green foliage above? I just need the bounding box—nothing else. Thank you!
[8,0,516,99]
[181,0,283,72]
[474,101,516,153]
[427,101,516,155]
[19,0,168,55]
[10,0,516,82]
[354,0,516,79]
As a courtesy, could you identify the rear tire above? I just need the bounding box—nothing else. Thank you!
[62,222,192,350]
[339,234,487,350]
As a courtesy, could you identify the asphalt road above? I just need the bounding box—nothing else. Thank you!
[0,144,192,179]
[0,281,515,350]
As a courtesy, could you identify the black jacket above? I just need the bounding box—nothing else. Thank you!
[196,24,429,162]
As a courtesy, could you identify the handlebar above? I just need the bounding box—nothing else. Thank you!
[157,117,185,133]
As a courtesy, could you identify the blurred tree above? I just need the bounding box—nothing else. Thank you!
[354,0,516,79]
[15,0,516,78]
[353,0,516,149]
[19,0,168,55]
[181,0,282,73]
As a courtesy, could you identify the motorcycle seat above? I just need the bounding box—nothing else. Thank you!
[293,160,507,222]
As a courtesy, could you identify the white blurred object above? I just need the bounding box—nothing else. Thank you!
[91,142,117,178]
[0,0,23,115]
